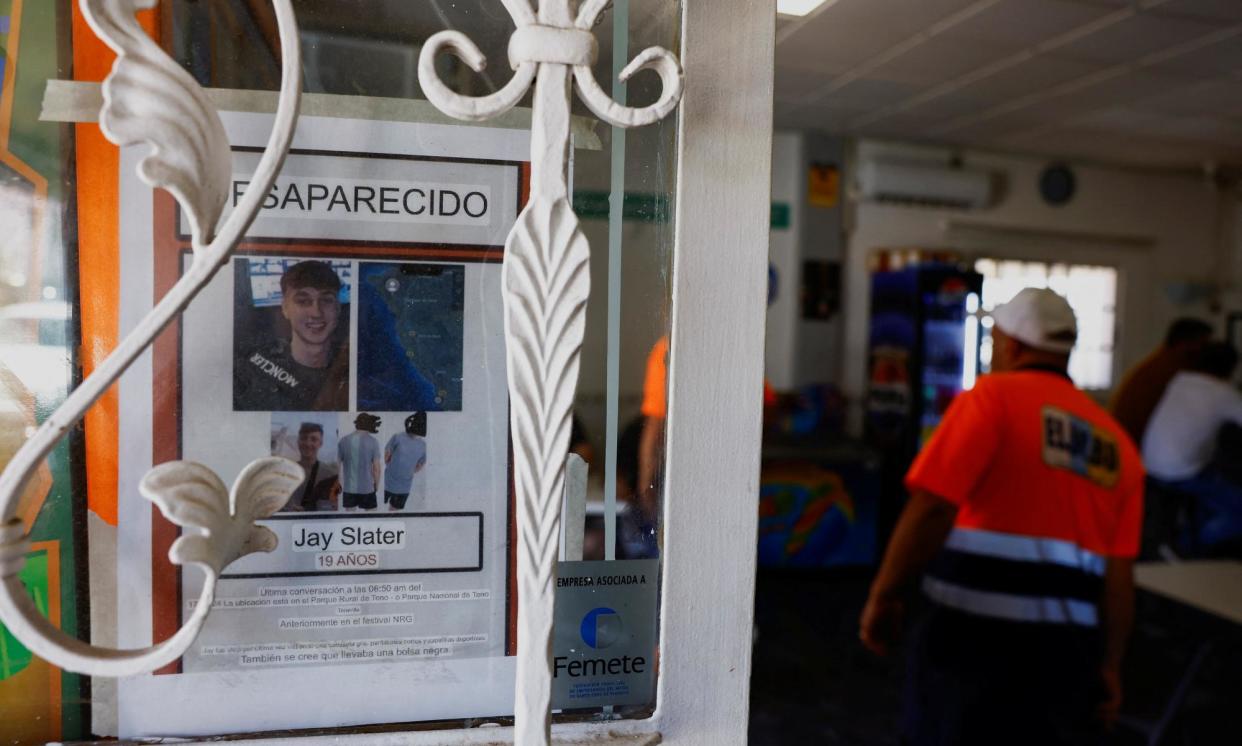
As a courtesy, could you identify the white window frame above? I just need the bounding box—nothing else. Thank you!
[974,257,1122,391]
[211,0,775,744]
[943,223,1157,396]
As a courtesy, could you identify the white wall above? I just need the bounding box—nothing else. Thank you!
[797,134,846,387]
[766,131,847,390]
[766,132,803,390]
[842,140,1230,434]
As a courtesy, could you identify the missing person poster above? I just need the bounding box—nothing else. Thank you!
[114,112,529,737]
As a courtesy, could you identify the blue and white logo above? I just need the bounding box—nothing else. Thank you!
[580,607,624,650]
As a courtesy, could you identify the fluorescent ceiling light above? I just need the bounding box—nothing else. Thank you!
[777,0,830,17]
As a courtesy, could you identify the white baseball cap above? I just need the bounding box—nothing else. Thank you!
[991,287,1077,354]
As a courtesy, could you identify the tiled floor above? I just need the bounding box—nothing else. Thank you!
[747,570,1242,745]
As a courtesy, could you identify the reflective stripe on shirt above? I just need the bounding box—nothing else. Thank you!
[925,527,1104,627]
[923,576,1099,627]
[944,527,1105,576]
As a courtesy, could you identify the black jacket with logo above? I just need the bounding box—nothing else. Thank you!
[233,340,349,411]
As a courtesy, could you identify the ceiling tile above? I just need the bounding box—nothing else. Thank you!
[772,0,1242,167]
[776,0,1000,74]
[1137,78,1242,117]
[775,68,838,103]
[1033,69,1199,115]
[776,0,917,74]
[810,0,992,38]
[823,78,925,109]
[849,112,964,138]
[775,45,858,79]
[1149,116,1242,144]
[872,0,999,36]
[1156,0,1242,22]
[1074,107,1242,143]
[945,53,1103,103]
[893,93,995,122]
[863,37,1013,85]
[941,0,1118,47]
[1054,13,1222,63]
[939,108,1069,141]
[775,103,872,133]
[1146,30,1242,77]
[998,126,1242,166]
[929,69,1188,135]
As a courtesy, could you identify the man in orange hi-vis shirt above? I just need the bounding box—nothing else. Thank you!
[860,288,1144,746]
[638,336,669,494]
[626,336,669,558]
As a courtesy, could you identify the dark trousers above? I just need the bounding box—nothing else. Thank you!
[902,606,1106,746]
[1166,469,1242,552]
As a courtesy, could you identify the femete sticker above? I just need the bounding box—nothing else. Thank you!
[552,559,659,710]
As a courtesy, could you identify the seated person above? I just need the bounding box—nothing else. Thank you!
[1110,317,1211,444]
[1143,342,1242,551]
[1217,421,1242,484]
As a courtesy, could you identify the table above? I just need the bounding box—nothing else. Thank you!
[1125,561,1242,745]
[1135,560,1242,625]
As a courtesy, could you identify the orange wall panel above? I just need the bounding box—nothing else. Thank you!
[71,5,159,526]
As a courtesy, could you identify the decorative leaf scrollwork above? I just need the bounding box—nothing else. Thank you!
[0,0,303,677]
[83,0,231,248]
[141,458,303,575]
[506,197,591,739]
[573,46,685,128]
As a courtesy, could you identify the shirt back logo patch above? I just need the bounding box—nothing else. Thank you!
[1042,406,1120,488]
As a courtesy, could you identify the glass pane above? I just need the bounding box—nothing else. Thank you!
[563,0,680,721]
[1,0,680,739]
[0,0,85,742]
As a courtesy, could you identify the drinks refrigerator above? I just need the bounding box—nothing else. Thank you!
[865,261,983,533]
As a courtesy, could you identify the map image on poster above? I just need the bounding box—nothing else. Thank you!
[358,262,465,411]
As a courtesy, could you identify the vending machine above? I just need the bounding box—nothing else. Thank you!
[865,260,983,510]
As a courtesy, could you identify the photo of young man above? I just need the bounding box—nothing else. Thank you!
[273,419,340,512]
[234,258,351,411]
[339,412,382,512]
[384,412,428,511]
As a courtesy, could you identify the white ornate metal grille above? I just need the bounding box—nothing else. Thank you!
[417,2,682,743]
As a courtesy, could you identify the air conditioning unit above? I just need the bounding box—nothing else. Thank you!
[856,160,994,209]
